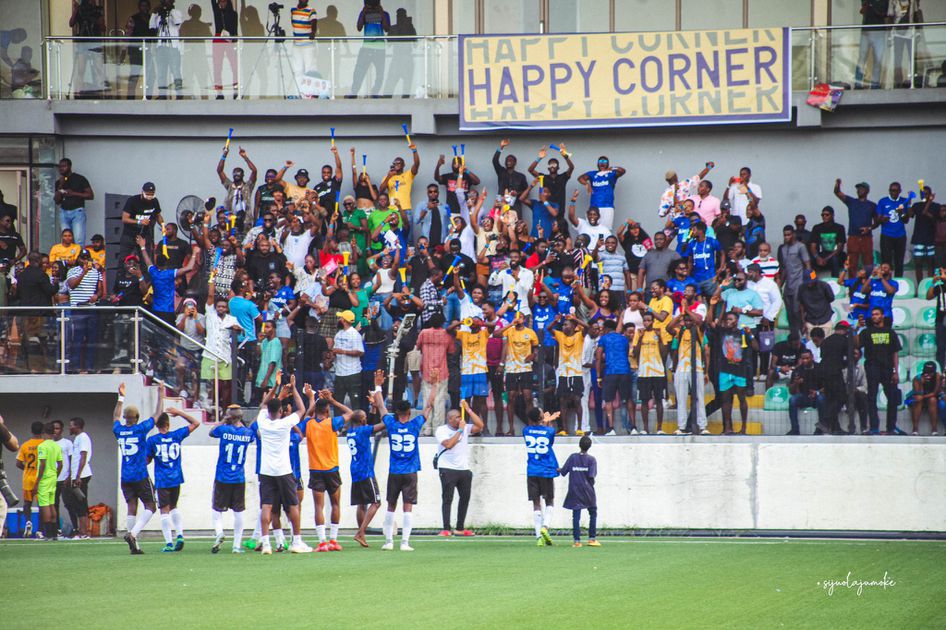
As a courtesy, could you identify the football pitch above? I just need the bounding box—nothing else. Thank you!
[2,535,943,629]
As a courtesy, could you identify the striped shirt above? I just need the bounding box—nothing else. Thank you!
[750,255,780,279]
[291,6,316,38]
[66,266,101,306]
[597,250,629,292]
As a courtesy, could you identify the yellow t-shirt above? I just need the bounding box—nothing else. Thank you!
[553,330,584,377]
[457,329,488,375]
[635,329,665,378]
[282,182,315,206]
[387,171,415,210]
[648,295,674,343]
[502,325,538,374]
[676,328,706,373]
[16,437,44,490]
[49,243,81,265]
[89,247,106,268]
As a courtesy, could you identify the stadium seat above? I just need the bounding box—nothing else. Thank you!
[877,386,907,411]
[897,361,909,383]
[763,386,790,411]
[906,357,941,379]
[892,306,912,330]
[914,332,937,358]
[893,277,914,300]
[776,308,789,330]
[775,332,789,344]
[825,279,844,299]
[917,277,935,298]
[917,306,937,330]
[897,333,909,356]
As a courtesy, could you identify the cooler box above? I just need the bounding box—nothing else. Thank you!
[4,508,40,538]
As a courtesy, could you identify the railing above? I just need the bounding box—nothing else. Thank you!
[33,25,946,102]
[0,306,227,421]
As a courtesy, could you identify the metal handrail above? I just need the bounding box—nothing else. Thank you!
[0,305,229,365]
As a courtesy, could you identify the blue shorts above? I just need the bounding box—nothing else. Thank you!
[718,372,747,392]
[913,244,935,258]
[460,373,489,399]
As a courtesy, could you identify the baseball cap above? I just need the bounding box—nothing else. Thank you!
[296,168,309,178]
[77,248,91,258]
[142,181,156,192]
[835,320,851,329]
[123,254,140,263]
[183,297,197,307]
[855,182,870,191]
[664,170,677,181]
[338,310,355,324]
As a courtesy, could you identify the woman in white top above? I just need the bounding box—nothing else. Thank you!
[369,247,400,331]
[621,291,646,333]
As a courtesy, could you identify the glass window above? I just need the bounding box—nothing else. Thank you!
[748,0,810,27]
[452,0,477,34]
[0,0,45,98]
[483,0,541,34]
[680,0,744,31]
[549,0,610,34]
[615,0,676,32]
[830,0,865,26]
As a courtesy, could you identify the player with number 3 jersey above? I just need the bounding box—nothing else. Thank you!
[522,407,561,546]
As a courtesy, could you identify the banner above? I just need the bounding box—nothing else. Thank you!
[459,28,790,130]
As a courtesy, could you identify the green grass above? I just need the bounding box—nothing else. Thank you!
[2,535,943,629]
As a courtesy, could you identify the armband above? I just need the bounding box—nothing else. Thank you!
[117,396,125,403]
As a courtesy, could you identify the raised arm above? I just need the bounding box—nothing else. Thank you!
[153,378,165,418]
[833,178,846,203]
[567,189,581,227]
[166,407,201,433]
[113,382,126,422]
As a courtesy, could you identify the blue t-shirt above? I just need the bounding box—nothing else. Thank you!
[114,417,155,483]
[249,420,262,475]
[722,287,764,328]
[845,278,870,322]
[530,200,559,238]
[532,304,557,347]
[666,276,697,295]
[210,424,255,484]
[597,331,630,375]
[545,277,574,315]
[584,170,618,208]
[229,296,261,342]
[876,196,910,239]
[685,237,721,282]
[523,424,558,478]
[384,414,425,474]
[868,278,898,318]
[843,195,877,234]
[362,337,384,371]
[289,428,302,480]
[347,424,376,483]
[270,286,295,314]
[148,266,177,314]
[146,426,191,489]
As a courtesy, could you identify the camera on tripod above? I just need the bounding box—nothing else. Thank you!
[268,3,286,41]
[269,2,284,11]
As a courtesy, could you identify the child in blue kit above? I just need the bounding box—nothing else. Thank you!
[559,435,599,547]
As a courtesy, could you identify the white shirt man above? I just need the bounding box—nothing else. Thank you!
[204,307,240,360]
[434,423,472,471]
[748,274,783,324]
[488,266,535,317]
[580,332,599,434]
[150,5,184,48]
[71,429,93,480]
[726,180,763,223]
[333,324,364,377]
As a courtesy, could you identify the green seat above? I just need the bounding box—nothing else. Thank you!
[826,280,844,298]
[776,308,789,330]
[898,333,909,356]
[898,361,909,383]
[892,307,912,330]
[775,332,789,344]
[877,386,907,411]
[903,249,914,270]
[917,306,937,330]
[917,278,935,298]
[893,277,914,300]
[909,358,942,378]
[764,385,790,411]
[914,332,937,358]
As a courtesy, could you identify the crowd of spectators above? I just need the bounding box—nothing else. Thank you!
[0,135,943,437]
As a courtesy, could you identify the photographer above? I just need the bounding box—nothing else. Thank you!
[149,0,184,99]
[0,413,21,528]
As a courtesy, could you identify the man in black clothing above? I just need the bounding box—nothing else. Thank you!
[15,251,57,372]
[492,139,528,212]
[0,189,17,222]
[809,206,847,277]
[154,222,190,269]
[119,182,163,261]
[435,154,481,216]
[857,306,903,435]
[787,349,824,435]
[314,146,344,216]
[244,236,287,291]
[439,238,475,287]
[0,214,25,265]
[926,266,946,368]
[407,236,436,294]
[798,272,835,337]
[817,320,854,435]
[54,158,94,246]
[109,255,150,363]
[527,144,574,213]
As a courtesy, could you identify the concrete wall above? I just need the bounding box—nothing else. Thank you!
[58,115,946,250]
[108,437,945,533]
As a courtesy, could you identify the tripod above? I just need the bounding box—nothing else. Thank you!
[244,8,302,99]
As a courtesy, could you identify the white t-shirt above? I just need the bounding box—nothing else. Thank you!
[204,311,239,360]
[575,218,611,250]
[726,181,762,222]
[459,294,484,332]
[434,424,472,470]
[256,409,300,476]
[283,231,314,269]
[488,267,535,316]
[71,431,93,478]
[56,438,73,482]
[333,327,364,377]
[622,308,644,332]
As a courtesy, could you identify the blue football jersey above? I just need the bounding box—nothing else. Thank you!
[523,424,558,478]
[210,424,255,484]
[347,424,376,483]
[113,417,155,483]
[146,426,191,488]
[289,427,302,481]
[384,414,425,474]
[249,420,262,475]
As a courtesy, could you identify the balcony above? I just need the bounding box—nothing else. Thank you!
[24,24,946,103]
